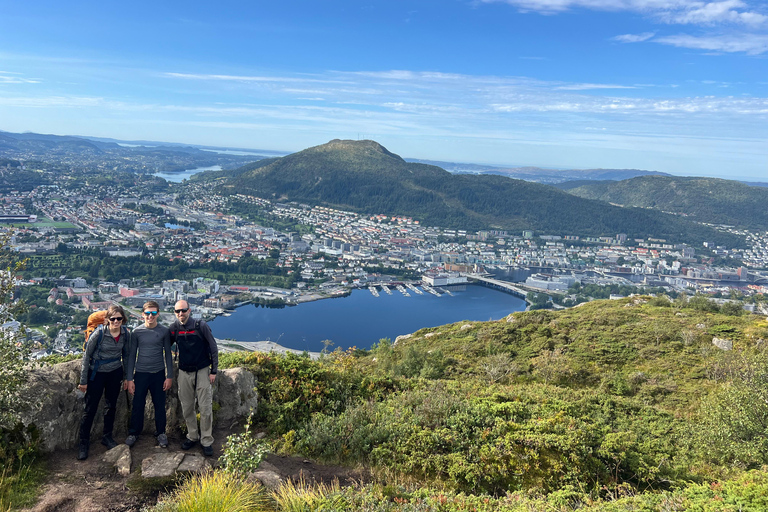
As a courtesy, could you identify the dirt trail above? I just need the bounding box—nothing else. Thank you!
[22,427,367,512]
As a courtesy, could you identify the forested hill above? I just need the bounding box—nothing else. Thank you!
[214,139,742,246]
[557,175,768,230]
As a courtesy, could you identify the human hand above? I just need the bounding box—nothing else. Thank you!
[78,384,87,393]
[209,373,216,385]
[127,381,136,395]
[163,378,172,391]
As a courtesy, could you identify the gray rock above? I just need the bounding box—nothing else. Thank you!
[177,454,210,474]
[247,461,283,489]
[712,337,733,351]
[141,452,185,478]
[394,333,412,345]
[103,445,132,476]
[214,368,258,427]
[17,360,258,452]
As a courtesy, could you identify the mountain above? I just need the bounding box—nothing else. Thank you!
[0,131,104,154]
[452,166,671,184]
[557,175,768,230]
[215,139,742,246]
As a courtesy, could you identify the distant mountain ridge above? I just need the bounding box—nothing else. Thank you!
[557,175,768,230]
[451,166,671,184]
[212,139,742,246]
[404,158,671,184]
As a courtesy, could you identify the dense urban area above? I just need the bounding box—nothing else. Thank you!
[2,156,768,358]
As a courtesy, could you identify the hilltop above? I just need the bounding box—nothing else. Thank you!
[556,175,768,230]
[209,139,742,246]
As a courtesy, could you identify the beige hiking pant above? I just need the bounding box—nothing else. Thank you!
[178,367,213,447]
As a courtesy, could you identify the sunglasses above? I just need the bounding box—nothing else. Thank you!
[109,317,124,322]
[174,308,189,314]
[144,311,159,316]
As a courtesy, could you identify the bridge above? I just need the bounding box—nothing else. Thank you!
[465,273,529,300]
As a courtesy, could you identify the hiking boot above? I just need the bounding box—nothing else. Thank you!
[181,439,197,450]
[202,444,214,457]
[157,433,169,448]
[77,441,89,460]
[125,435,138,447]
[101,434,118,450]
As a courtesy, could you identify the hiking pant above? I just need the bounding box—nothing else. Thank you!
[79,367,123,442]
[129,370,166,436]
[178,367,213,447]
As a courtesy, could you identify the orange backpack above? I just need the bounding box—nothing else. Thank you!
[83,310,108,350]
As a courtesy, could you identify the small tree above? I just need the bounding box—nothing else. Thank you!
[0,234,30,429]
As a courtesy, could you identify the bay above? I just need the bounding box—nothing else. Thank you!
[208,284,526,353]
[154,165,222,183]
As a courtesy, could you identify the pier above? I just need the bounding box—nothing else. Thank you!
[406,283,424,295]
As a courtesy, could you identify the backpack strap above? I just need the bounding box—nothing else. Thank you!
[88,325,123,381]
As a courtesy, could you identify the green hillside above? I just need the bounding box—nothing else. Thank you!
[558,175,768,230]
[209,140,742,246]
[203,295,768,510]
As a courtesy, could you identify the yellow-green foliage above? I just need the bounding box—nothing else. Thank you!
[217,297,768,501]
[271,477,344,512]
[155,471,269,512]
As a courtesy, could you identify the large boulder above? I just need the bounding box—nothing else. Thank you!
[17,360,258,452]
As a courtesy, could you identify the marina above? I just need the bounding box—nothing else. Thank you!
[209,285,526,352]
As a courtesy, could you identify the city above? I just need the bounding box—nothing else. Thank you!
[3,158,767,358]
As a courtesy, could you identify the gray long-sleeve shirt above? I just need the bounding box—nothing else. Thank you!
[79,326,130,385]
[125,323,173,380]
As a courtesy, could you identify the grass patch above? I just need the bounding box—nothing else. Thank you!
[0,460,46,511]
[152,471,269,512]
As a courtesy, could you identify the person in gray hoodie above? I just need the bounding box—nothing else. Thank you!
[77,304,130,460]
[124,300,173,448]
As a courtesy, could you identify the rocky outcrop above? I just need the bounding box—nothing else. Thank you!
[712,337,733,351]
[18,360,258,452]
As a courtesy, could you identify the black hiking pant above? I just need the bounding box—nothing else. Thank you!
[128,370,167,436]
[79,367,122,442]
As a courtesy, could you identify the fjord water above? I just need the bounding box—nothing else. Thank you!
[209,285,526,353]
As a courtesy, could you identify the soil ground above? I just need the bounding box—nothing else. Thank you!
[21,426,368,512]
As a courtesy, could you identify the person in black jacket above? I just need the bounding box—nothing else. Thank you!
[169,300,218,456]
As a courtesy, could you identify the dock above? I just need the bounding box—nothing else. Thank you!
[406,283,424,295]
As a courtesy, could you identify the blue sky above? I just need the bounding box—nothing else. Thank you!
[0,0,766,179]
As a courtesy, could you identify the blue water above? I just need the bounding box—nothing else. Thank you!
[154,165,222,183]
[208,285,526,353]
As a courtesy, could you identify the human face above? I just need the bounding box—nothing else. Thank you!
[143,309,159,328]
[174,302,190,324]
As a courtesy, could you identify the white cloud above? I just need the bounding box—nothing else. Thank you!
[481,0,767,26]
[655,32,768,53]
[556,83,639,89]
[0,72,40,84]
[613,32,657,42]
[660,0,767,25]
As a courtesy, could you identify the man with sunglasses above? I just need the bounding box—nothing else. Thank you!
[170,299,218,456]
[124,301,173,448]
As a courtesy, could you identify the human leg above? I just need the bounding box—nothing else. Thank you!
[177,369,199,442]
[128,372,151,436]
[101,368,123,438]
[146,370,167,435]
[196,367,214,448]
[79,372,107,442]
